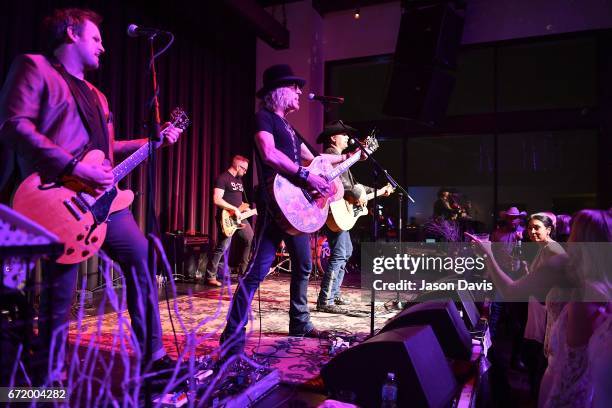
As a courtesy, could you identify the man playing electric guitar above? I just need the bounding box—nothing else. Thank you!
[205,154,254,286]
[315,121,392,314]
[220,64,356,356]
[0,8,183,382]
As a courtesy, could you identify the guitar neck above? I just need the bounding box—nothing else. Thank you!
[241,208,257,219]
[327,151,362,181]
[225,208,257,219]
[111,108,190,183]
[112,139,162,182]
[365,186,389,201]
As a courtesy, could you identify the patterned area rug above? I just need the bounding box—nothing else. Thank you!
[68,276,398,385]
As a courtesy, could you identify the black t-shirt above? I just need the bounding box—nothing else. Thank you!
[52,59,110,158]
[215,171,244,215]
[254,108,302,182]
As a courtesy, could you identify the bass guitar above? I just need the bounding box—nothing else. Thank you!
[271,136,378,235]
[327,183,394,232]
[12,108,190,264]
[220,208,258,237]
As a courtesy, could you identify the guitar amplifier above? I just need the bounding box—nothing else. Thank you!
[164,232,210,279]
[1,204,63,289]
[1,204,64,386]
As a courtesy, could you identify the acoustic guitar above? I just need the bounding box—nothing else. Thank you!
[326,183,394,232]
[271,136,378,235]
[12,108,190,264]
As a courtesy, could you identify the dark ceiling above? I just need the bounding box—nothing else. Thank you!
[257,0,398,16]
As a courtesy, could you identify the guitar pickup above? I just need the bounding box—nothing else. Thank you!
[63,200,82,220]
[72,196,88,213]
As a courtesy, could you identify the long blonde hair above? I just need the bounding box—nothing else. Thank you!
[261,86,295,113]
[567,209,612,301]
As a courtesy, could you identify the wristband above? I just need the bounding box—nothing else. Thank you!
[60,157,79,177]
[295,166,310,183]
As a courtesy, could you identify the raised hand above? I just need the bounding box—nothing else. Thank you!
[381,184,394,196]
[161,121,183,146]
[464,231,493,258]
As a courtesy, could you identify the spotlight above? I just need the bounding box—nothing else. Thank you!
[354,8,360,19]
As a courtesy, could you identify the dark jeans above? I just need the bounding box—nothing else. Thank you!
[317,228,352,307]
[490,299,527,361]
[38,209,165,376]
[206,221,253,280]
[220,210,314,354]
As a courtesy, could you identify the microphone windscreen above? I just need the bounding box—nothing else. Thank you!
[127,24,138,37]
[308,93,316,100]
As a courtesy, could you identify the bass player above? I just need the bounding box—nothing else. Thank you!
[205,154,253,286]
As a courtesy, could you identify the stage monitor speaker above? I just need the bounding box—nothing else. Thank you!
[410,287,481,331]
[380,300,472,360]
[164,232,210,279]
[383,1,465,125]
[321,325,458,408]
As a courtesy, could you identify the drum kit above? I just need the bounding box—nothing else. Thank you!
[267,234,330,279]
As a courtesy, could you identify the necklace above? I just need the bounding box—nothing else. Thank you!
[275,113,300,164]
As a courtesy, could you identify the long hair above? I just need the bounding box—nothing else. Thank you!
[261,87,294,113]
[567,209,612,301]
[556,214,572,241]
[43,8,102,52]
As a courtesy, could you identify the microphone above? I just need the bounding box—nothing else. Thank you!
[308,93,345,104]
[127,24,166,38]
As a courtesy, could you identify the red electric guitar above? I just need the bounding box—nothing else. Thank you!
[12,108,190,264]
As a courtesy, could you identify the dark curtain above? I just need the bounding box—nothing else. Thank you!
[0,0,256,240]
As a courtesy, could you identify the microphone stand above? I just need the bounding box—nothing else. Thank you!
[341,124,414,337]
[144,32,162,408]
[381,170,414,311]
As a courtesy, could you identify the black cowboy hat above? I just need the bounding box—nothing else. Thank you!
[316,120,358,144]
[256,64,306,98]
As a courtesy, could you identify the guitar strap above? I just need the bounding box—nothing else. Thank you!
[292,128,320,158]
[242,189,250,205]
[47,56,110,158]
[255,123,320,216]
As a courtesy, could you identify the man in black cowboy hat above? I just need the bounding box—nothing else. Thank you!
[220,65,353,355]
[315,121,391,313]
[490,206,527,371]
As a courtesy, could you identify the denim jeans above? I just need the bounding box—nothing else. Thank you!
[206,221,254,280]
[221,210,314,354]
[38,209,166,376]
[317,228,352,307]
